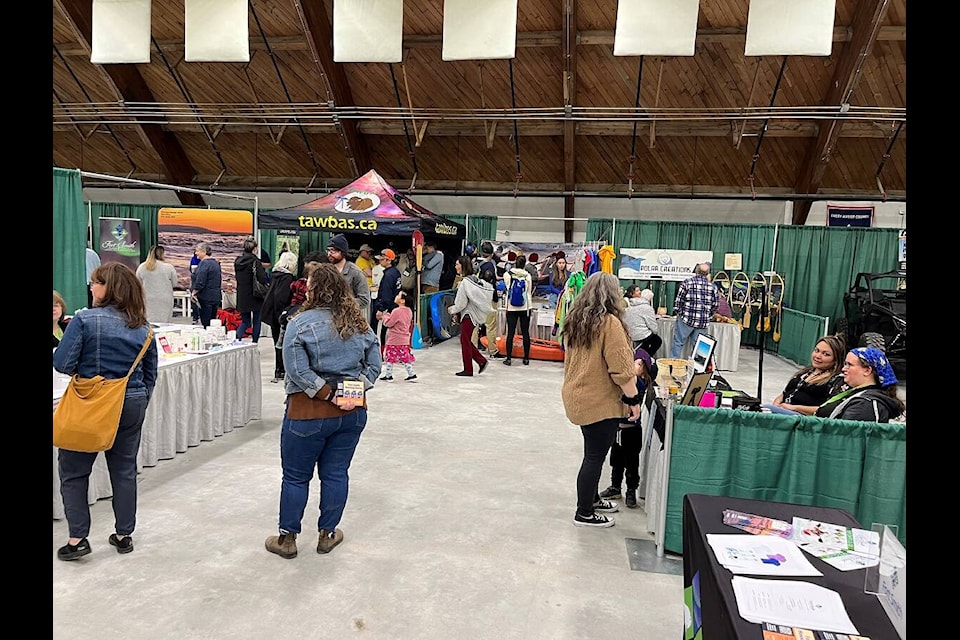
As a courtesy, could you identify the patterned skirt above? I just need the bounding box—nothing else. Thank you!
[384,344,416,364]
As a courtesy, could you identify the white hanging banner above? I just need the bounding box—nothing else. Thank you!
[334,0,403,63]
[91,0,152,64]
[745,0,836,56]
[442,0,518,61]
[618,248,713,281]
[184,0,250,62]
[614,0,701,57]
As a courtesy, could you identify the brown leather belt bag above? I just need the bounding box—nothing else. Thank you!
[286,385,367,420]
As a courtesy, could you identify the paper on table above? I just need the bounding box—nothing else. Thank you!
[792,517,880,561]
[706,534,822,577]
[799,542,880,571]
[731,576,860,635]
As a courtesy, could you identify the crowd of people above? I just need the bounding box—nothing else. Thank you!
[54,235,906,559]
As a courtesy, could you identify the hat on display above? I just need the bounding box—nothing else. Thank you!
[507,251,518,262]
[359,243,374,253]
[327,234,349,253]
[376,248,397,261]
[528,252,539,263]
[555,251,566,259]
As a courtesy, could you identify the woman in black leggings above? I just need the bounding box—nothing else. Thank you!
[502,255,533,365]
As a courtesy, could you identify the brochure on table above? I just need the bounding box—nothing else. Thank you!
[866,526,906,639]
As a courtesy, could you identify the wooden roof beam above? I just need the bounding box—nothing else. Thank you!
[562,0,578,242]
[54,26,905,58]
[792,0,890,224]
[55,0,203,206]
[293,0,371,177]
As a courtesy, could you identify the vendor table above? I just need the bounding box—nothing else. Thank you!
[656,317,741,371]
[53,343,262,520]
[495,304,557,342]
[682,493,899,640]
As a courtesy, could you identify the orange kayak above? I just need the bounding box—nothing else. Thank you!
[481,335,565,362]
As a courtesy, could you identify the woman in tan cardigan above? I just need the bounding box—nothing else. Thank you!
[561,272,643,528]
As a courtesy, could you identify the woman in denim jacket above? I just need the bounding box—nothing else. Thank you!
[266,263,382,559]
[53,262,158,561]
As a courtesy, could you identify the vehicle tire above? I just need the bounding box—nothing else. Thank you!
[834,317,849,343]
[859,331,885,351]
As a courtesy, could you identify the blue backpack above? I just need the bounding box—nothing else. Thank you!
[509,274,527,307]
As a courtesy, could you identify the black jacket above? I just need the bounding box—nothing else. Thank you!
[234,251,268,312]
[815,385,902,422]
[376,266,402,313]
[260,270,296,328]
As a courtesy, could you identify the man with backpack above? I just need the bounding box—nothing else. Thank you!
[502,254,533,366]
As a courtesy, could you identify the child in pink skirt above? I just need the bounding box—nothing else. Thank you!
[378,291,417,381]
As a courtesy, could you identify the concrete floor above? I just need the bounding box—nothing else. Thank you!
[52,328,904,639]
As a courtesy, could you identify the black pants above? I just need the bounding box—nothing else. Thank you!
[505,310,531,359]
[633,333,663,358]
[576,418,620,516]
[607,425,643,491]
[271,319,284,378]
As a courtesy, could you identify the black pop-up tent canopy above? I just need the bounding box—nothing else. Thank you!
[258,170,466,240]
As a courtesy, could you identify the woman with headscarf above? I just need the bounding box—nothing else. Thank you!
[815,346,905,422]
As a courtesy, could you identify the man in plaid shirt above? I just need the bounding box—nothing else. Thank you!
[670,262,718,358]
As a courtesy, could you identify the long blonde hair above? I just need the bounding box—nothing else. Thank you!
[562,272,628,350]
[143,245,165,271]
[298,263,369,338]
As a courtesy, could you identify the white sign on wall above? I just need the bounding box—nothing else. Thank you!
[618,249,714,281]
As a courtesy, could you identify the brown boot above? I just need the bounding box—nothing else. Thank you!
[265,532,298,559]
[316,528,344,554]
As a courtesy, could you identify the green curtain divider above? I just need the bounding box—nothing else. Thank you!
[587,218,899,347]
[53,168,88,313]
[662,405,906,555]
[777,308,829,365]
[445,214,498,248]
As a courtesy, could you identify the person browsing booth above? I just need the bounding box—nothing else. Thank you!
[669,262,717,358]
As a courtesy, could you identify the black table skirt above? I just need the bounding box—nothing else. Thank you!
[682,493,899,640]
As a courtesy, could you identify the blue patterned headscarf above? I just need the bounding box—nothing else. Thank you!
[851,347,898,387]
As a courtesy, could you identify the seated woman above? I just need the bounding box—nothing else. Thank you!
[815,346,905,423]
[763,335,846,416]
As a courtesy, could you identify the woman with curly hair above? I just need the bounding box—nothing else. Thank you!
[560,272,643,528]
[265,263,382,560]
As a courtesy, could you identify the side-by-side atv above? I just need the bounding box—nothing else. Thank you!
[835,269,906,379]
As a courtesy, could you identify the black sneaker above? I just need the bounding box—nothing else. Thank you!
[598,486,622,500]
[573,512,615,528]
[57,538,91,561]
[405,375,418,382]
[490,352,505,359]
[109,533,134,554]
[592,499,619,513]
[379,375,393,381]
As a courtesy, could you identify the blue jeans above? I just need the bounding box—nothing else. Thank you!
[670,318,705,359]
[278,408,367,534]
[58,392,149,539]
[237,308,262,342]
[761,403,801,415]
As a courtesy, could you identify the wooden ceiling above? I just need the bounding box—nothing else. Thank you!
[53,0,906,223]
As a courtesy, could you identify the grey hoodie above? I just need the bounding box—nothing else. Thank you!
[448,275,494,326]
[624,296,659,341]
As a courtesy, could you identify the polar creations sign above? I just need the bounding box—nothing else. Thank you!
[618,249,714,282]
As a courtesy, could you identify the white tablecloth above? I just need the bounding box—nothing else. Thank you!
[53,343,262,520]
[655,318,742,371]
[496,306,557,341]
